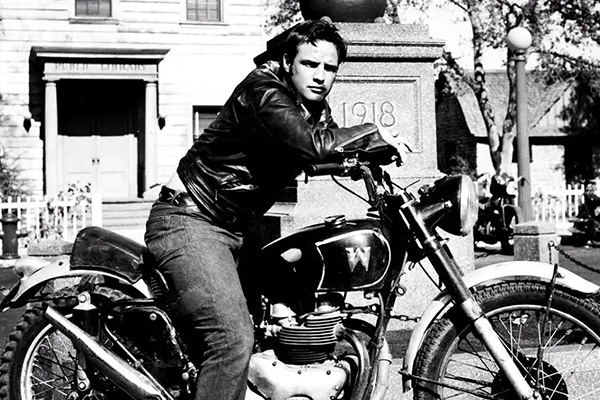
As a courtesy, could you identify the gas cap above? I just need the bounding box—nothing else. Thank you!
[324,215,346,228]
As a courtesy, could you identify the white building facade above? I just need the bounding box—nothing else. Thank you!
[0,0,265,199]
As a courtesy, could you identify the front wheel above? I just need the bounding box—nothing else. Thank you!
[413,282,600,399]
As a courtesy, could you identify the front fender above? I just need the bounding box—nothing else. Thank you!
[401,260,600,392]
[1,256,152,310]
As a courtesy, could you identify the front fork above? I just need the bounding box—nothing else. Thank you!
[459,297,537,399]
[435,250,538,399]
[400,196,539,400]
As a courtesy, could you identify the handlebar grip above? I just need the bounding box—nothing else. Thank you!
[304,163,346,176]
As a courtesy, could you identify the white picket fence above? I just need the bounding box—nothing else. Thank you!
[531,184,585,233]
[0,195,91,249]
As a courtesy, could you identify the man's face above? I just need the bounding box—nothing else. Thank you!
[283,40,340,104]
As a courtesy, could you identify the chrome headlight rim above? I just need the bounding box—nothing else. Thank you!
[457,175,479,236]
[418,175,478,237]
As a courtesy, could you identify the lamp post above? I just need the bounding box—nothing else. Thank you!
[507,26,533,221]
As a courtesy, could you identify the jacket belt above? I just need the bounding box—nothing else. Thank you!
[158,186,198,209]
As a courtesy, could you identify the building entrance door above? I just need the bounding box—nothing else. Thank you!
[57,80,144,199]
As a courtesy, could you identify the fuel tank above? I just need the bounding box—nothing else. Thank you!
[257,216,395,299]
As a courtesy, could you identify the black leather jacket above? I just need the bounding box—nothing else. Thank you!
[178,61,391,230]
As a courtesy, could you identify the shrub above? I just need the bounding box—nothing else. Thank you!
[0,151,29,198]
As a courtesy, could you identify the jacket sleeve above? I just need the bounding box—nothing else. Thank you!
[247,83,392,164]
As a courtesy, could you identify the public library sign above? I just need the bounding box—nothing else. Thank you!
[32,47,169,81]
[43,61,159,81]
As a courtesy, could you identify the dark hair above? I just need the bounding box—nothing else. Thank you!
[283,19,347,65]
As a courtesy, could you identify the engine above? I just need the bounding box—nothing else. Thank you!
[246,296,357,400]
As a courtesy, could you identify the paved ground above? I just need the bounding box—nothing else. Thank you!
[2,241,600,398]
[475,241,600,285]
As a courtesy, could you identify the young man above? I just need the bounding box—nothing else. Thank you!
[145,19,406,400]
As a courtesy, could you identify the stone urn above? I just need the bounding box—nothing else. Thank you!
[300,0,386,23]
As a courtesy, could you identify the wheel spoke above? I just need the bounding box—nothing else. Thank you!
[30,375,71,396]
[33,353,76,373]
[15,316,79,400]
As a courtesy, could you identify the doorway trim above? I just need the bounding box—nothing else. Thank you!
[32,47,169,198]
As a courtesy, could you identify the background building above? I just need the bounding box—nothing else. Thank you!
[0,0,265,201]
[436,71,575,191]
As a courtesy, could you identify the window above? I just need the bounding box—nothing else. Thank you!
[444,141,457,166]
[75,0,111,17]
[187,0,221,22]
[193,106,221,141]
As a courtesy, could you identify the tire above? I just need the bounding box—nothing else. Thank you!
[500,206,521,255]
[0,287,128,400]
[413,282,600,399]
[570,232,589,247]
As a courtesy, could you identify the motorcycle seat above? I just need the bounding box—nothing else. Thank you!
[70,226,148,283]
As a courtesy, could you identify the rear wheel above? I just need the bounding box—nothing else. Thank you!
[0,288,128,400]
[414,282,600,399]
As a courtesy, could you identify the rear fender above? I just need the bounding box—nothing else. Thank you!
[401,260,600,392]
[1,256,151,310]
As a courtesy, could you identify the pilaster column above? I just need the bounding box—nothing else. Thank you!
[144,81,158,190]
[44,80,59,198]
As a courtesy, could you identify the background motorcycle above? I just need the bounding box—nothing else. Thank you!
[474,173,523,254]
[569,180,600,246]
[2,150,600,400]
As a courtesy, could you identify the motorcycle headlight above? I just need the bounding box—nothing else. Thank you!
[505,180,517,197]
[417,175,478,236]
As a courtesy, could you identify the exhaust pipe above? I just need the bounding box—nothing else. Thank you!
[43,305,170,400]
[369,337,392,400]
[335,324,371,400]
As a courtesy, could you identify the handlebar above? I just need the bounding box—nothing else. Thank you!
[304,158,395,206]
[304,163,348,177]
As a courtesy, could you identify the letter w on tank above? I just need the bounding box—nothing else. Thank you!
[345,247,371,272]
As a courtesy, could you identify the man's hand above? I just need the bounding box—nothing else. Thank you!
[377,125,412,165]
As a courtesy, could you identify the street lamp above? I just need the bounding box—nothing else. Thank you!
[507,26,533,221]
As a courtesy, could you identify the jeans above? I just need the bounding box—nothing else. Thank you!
[144,202,253,400]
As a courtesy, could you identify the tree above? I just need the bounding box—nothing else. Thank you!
[434,0,600,176]
[265,0,600,177]
[264,0,302,35]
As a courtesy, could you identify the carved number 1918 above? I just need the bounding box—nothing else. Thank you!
[342,101,396,128]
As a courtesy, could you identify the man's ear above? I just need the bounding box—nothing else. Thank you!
[282,54,291,73]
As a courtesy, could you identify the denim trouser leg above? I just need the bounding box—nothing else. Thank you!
[145,203,253,400]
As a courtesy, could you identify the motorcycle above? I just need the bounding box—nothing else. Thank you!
[474,173,522,254]
[2,151,600,400]
[569,181,600,246]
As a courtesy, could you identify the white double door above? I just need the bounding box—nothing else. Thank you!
[59,133,137,199]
